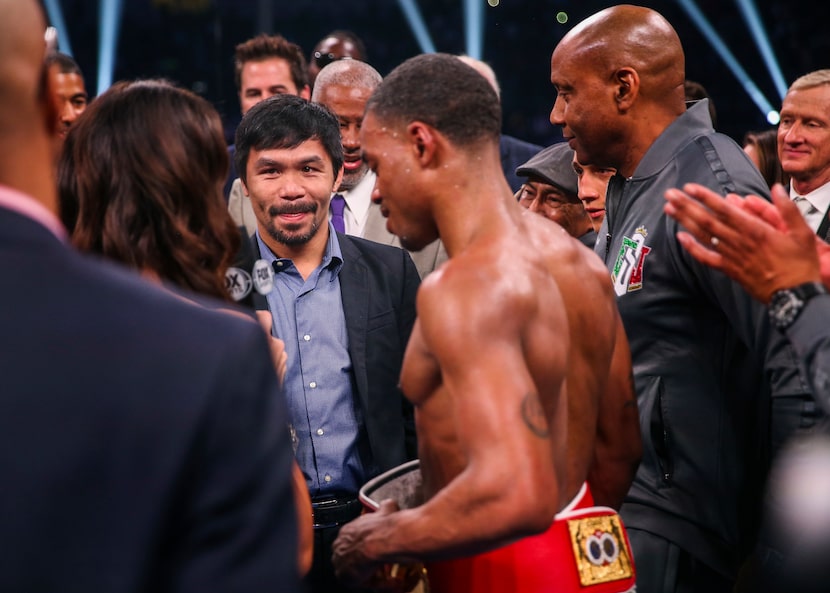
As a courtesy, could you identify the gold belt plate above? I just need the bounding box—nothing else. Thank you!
[567,513,634,586]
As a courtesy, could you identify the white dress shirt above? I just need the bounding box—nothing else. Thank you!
[331,170,376,238]
[791,181,830,232]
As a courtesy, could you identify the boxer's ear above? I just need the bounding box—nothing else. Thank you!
[406,121,439,168]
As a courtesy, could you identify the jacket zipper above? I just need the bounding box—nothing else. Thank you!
[604,175,624,262]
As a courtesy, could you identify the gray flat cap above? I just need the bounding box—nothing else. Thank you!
[515,142,578,196]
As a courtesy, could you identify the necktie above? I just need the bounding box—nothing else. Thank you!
[794,195,818,218]
[330,194,346,233]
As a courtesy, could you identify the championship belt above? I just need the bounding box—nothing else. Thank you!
[562,505,636,590]
[361,464,637,593]
[359,460,429,593]
[426,483,636,593]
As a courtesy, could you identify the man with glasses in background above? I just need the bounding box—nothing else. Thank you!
[307,30,367,90]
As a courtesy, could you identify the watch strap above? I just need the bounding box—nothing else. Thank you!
[790,281,829,301]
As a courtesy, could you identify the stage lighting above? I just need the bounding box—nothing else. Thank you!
[675,0,776,124]
[734,0,788,100]
[465,0,484,59]
[43,0,72,55]
[97,0,124,95]
[396,0,436,54]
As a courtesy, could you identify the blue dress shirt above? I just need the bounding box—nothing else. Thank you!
[256,226,368,497]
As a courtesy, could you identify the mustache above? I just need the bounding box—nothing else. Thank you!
[268,202,318,217]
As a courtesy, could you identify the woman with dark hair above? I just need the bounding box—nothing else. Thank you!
[743,128,789,189]
[59,79,238,301]
[57,78,312,575]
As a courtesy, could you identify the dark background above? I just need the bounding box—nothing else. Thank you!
[49,0,829,147]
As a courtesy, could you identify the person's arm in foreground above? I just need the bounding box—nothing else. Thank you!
[589,312,641,510]
[664,182,830,413]
[664,183,824,302]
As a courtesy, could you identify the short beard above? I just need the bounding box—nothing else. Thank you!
[263,202,321,246]
[339,163,369,192]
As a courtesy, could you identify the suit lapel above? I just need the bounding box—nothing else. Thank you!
[337,234,371,412]
[817,206,830,242]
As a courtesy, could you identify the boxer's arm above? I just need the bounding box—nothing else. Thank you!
[334,272,567,573]
[588,313,641,509]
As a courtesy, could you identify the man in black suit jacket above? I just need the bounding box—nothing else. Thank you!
[234,94,419,593]
[0,3,300,592]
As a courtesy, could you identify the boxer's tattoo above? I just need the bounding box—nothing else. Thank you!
[521,392,550,438]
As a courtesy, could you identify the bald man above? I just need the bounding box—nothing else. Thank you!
[551,6,815,592]
[311,58,447,279]
[0,2,299,591]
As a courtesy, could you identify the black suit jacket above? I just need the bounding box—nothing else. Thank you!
[337,232,420,471]
[248,231,420,480]
[817,206,830,242]
[223,143,238,202]
[0,206,299,593]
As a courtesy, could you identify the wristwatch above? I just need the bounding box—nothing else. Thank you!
[768,281,828,331]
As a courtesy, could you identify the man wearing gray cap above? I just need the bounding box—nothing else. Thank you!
[516,142,597,247]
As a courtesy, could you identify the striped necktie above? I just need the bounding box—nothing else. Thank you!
[794,195,818,218]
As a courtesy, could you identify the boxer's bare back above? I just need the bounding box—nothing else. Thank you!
[404,204,635,511]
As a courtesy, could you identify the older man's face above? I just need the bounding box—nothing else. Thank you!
[517,178,591,238]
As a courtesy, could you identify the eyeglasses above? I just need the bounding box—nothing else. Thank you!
[314,51,338,70]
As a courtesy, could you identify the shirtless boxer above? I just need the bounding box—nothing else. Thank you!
[332,53,639,593]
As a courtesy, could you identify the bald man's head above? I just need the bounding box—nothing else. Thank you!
[456,55,501,99]
[556,5,685,105]
[0,0,48,134]
[0,0,61,210]
[310,59,382,102]
[549,5,687,177]
[311,59,382,191]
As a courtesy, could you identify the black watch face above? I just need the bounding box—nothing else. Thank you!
[770,282,827,330]
[779,298,800,321]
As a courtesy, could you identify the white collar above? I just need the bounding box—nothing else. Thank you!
[336,170,375,226]
[791,180,830,214]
